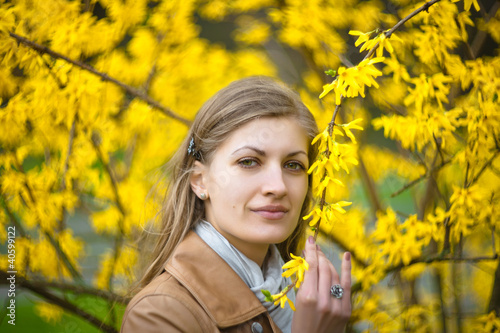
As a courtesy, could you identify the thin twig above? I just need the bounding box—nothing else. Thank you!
[0,193,28,238]
[364,0,442,60]
[493,227,497,255]
[467,150,500,187]
[351,253,499,293]
[61,114,78,192]
[318,229,369,268]
[58,114,78,231]
[8,32,191,127]
[13,159,83,282]
[391,159,451,197]
[91,133,126,221]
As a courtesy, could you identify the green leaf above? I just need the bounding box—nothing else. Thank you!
[325,69,337,77]
[261,289,273,302]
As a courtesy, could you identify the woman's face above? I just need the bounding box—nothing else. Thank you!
[191,117,310,265]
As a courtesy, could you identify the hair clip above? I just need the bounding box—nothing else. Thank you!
[187,137,202,160]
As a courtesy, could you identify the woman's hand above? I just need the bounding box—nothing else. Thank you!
[291,236,351,333]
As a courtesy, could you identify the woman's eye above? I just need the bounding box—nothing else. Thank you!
[285,161,305,171]
[238,159,258,167]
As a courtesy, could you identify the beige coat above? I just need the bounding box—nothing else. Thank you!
[121,231,282,333]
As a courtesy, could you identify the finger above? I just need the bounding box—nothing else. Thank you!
[317,247,343,314]
[317,249,333,309]
[340,252,352,313]
[301,236,318,291]
[317,246,340,284]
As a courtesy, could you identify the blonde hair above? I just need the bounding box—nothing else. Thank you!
[138,76,318,288]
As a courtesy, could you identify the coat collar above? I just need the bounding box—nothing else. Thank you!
[165,231,268,328]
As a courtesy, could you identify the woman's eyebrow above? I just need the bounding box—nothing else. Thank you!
[231,145,266,156]
[231,146,307,158]
[287,151,308,158]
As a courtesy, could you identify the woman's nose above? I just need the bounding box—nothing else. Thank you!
[261,165,287,197]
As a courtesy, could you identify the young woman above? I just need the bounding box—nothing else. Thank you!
[121,76,351,333]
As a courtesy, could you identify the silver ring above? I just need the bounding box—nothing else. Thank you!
[330,284,343,298]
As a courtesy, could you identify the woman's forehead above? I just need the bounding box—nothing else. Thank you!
[218,117,309,154]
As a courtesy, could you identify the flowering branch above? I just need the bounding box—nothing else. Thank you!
[351,253,500,293]
[0,270,118,333]
[12,158,83,282]
[364,0,442,60]
[391,159,452,198]
[8,32,192,127]
[0,270,129,304]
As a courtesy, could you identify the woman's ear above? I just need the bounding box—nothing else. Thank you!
[190,161,209,200]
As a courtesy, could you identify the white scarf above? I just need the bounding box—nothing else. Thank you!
[194,220,294,333]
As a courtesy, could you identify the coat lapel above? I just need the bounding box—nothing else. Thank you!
[166,231,268,328]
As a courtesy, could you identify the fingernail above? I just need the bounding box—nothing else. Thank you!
[345,252,351,261]
[308,236,315,244]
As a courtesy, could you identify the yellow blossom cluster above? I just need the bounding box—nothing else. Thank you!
[264,253,310,312]
[0,0,277,326]
[1,0,499,330]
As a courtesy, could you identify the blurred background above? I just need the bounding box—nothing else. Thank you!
[0,0,499,332]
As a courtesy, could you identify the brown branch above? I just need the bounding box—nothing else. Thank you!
[0,272,129,304]
[1,192,28,238]
[0,270,118,333]
[13,158,83,282]
[488,257,500,316]
[58,113,78,231]
[365,0,442,60]
[467,150,500,188]
[91,132,127,328]
[351,253,499,293]
[313,104,341,240]
[318,229,369,268]
[8,32,192,127]
[61,114,78,192]
[469,1,500,59]
[391,159,451,197]
[91,133,126,221]
[357,154,383,215]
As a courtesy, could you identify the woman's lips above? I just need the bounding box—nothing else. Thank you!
[251,205,288,220]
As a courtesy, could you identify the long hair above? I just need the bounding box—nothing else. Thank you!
[138,76,318,288]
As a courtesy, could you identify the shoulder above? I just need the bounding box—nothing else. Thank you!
[121,272,213,333]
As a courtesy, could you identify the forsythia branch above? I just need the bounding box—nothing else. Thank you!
[364,0,442,59]
[14,160,83,282]
[467,149,500,187]
[1,192,28,238]
[351,253,500,293]
[91,133,126,221]
[319,229,369,268]
[391,159,452,198]
[8,32,192,127]
[0,271,129,304]
[0,270,118,333]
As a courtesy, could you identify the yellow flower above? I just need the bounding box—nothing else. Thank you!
[272,291,296,311]
[323,201,353,224]
[303,206,323,227]
[349,30,373,48]
[330,141,359,174]
[314,175,344,200]
[282,254,309,288]
[320,57,384,104]
[340,118,364,144]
